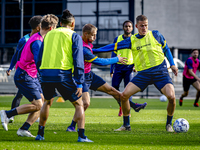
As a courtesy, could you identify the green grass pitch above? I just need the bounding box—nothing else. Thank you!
[0,96,200,150]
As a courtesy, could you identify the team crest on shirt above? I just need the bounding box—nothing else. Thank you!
[136,43,151,50]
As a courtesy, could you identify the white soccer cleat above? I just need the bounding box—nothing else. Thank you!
[166,124,174,132]
[0,110,9,131]
[114,125,131,131]
[17,129,36,138]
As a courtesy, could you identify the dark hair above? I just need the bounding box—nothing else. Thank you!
[28,15,43,29]
[136,15,148,23]
[123,20,133,27]
[61,9,74,25]
[82,24,97,34]
[191,49,199,53]
[41,14,59,29]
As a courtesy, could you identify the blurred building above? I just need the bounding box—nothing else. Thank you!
[0,0,200,65]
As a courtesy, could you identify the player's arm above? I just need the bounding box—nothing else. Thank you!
[153,30,178,76]
[187,59,200,82]
[6,38,26,76]
[72,33,85,96]
[84,47,127,66]
[92,38,131,53]
[36,42,44,72]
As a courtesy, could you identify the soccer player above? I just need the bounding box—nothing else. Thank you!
[35,9,93,142]
[179,49,200,107]
[0,14,58,137]
[6,15,43,123]
[66,23,146,132]
[110,20,147,117]
[93,15,178,132]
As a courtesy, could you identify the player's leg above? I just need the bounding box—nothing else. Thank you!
[192,81,200,107]
[70,94,92,142]
[66,92,90,132]
[97,83,121,102]
[179,76,190,106]
[124,70,147,112]
[112,70,123,116]
[17,97,43,138]
[161,83,176,132]
[11,90,23,109]
[9,90,23,123]
[115,82,141,131]
[35,83,56,140]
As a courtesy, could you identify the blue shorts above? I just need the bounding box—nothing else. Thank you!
[41,79,81,102]
[14,67,42,102]
[131,61,173,93]
[83,71,106,92]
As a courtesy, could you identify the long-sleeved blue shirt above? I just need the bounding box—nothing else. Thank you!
[83,47,119,66]
[94,30,175,67]
[36,32,84,88]
[8,34,30,70]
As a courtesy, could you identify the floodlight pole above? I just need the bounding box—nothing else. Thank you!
[19,0,24,38]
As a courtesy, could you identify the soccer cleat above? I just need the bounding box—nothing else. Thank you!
[35,134,45,141]
[114,125,131,131]
[9,117,14,123]
[66,126,76,132]
[17,129,36,137]
[118,107,123,117]
[0,110,9,131]
[77,136,93,142]
[193,103,199,107]
[134,102,147,112]
[166,124,174,132]
[35,117,40,123]
[179,99,183,106]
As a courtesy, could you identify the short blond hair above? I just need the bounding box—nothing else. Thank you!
[82,24,97,34]
[41,14,59,30]
[136,15,148,23]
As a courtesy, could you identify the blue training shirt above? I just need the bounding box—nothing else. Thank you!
[8,34,30,70]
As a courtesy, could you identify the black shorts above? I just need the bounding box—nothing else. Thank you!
[183,76,197,92]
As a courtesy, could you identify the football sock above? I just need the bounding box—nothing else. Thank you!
[166,115,173,125]
[70,120,76,128]
[117,101,121,107]
[78,129,86,139]
[38,125,45,137]
[123,116,130,126]
[129,101,136,109]
[20,122,31,130]
[5,108,18,118]
[194,98,199,104]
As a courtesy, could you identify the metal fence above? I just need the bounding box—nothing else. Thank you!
[0,66,198,99]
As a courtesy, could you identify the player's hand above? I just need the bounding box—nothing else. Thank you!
[76,88,82,98]
[110,73,113,78]
[171,65,178,76]
[6,70,11,76]
[117,54,128,64]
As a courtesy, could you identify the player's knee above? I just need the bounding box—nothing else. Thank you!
[167,95,176,104]
[35,101,43,111]
[120,93,129,102]
[83,101,90,110]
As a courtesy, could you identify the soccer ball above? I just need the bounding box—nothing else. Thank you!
[159,95,167,102]
[173,118,189,133]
